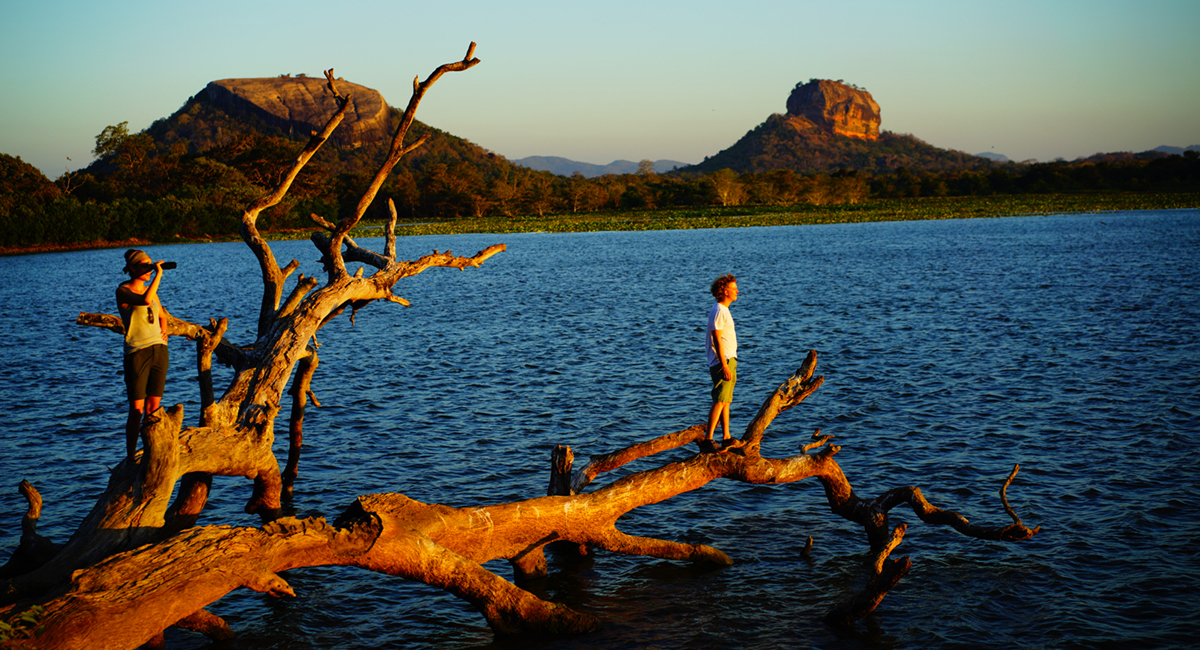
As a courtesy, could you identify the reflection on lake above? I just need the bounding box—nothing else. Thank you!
[1,209,1198,649]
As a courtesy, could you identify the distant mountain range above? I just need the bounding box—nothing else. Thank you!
[514,146,1200,177]
[977,145,1199,165]
[1152,145,1200,155]
[512,156,691,178]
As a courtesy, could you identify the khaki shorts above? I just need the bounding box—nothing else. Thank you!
[709,357,737,403]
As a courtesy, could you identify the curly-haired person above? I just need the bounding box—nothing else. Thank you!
[704,273,740,452]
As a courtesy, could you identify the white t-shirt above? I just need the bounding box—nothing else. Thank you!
[706,303,737,367]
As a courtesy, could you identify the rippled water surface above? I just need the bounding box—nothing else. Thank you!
[2,209,1199,649]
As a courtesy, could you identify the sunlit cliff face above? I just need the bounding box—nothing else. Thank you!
[784,79,881,140]
[204,76,393,149]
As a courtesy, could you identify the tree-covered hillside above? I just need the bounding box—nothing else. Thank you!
[0,154,59,214]
[684,114,995,174]
[74,90,528,227]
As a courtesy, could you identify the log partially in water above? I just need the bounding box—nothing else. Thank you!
[12,353,1038,647]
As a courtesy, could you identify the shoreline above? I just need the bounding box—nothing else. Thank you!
[3,193,1196,257]
[0,237,156,257]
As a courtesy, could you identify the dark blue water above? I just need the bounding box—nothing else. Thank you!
[2,209,1198,649]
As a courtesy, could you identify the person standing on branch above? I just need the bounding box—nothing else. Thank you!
[704,274,740,452]
[116,249,170,458]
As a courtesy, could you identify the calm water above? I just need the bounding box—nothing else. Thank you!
[1,209,1198,649]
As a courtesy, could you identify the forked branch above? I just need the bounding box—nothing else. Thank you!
[243,68,352,338]
[742,349,823,454]
[326,42,482,281]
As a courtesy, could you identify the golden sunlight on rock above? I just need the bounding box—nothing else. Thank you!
[785,79,881,140]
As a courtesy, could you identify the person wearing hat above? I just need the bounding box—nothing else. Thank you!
[116,249,171,458]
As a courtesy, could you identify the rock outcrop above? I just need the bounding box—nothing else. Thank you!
[784,80,880,140]
[203,76,392,148]
[682,77,990,175]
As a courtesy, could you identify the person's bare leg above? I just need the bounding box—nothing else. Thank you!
[706,402,725,439]
[705,402,732,452]
[718,404,744,450]
[720,403,731,441]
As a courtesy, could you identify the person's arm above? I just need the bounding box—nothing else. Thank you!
[157,303,171,341]
[115,261,166,307]
[711,329,731,380]
[146,262,168,340]
[116,262,168,340]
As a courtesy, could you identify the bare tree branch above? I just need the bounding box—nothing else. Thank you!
[325,42,481,281]
[243,68,353,339]
[384,198,398,260]
[6,347,1040,644]
[282,349,318,497]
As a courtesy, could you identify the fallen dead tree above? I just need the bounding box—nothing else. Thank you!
[3,352,1038,648]
[0,43,1039,650]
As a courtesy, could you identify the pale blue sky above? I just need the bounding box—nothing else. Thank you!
[2,0,1197,178]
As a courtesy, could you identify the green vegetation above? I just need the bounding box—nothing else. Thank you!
[1,85,1198,252]
[343,193,1200,239]
[0,605,44,646]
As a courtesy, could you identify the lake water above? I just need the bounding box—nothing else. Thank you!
[1,209,1198,649]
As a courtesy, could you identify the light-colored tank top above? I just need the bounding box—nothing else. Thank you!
[124,304,164,354]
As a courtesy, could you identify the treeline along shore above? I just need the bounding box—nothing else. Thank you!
[342,193,1200,239]
[2,147,1198,254]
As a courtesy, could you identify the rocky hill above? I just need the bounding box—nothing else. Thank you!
[684,79,992,175]
[784,79,881,140]
[73,73,522,197]
[59,73,536,227]
[202,76,392,148]
[138,74,507,171]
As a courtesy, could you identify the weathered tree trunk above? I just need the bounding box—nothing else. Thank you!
[2,43,1040,649]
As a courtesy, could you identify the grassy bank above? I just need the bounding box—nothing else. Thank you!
[350,192,1200,238]
[4,193,1197,255]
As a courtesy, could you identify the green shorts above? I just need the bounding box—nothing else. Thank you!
[709,357,737,403]
[124,344,168,401]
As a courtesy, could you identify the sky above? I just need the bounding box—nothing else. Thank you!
[2,0,1198,179]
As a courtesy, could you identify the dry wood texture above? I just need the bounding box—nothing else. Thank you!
[1,44,1040,649]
